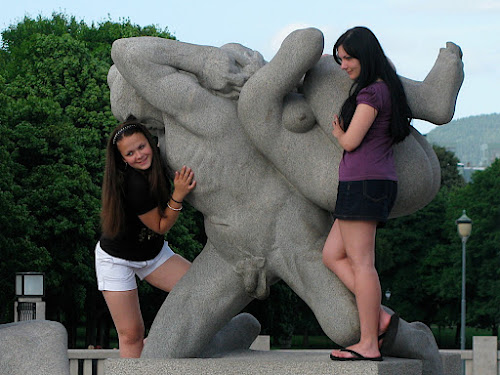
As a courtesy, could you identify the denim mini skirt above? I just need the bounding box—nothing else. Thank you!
[333,180,397,225]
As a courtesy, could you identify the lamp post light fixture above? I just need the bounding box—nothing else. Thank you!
[14,272,46,321]
[456,210,472,375]
[385,289,391,301]
[15,272,45,297]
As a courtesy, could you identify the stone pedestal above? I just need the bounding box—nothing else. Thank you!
[0,320,69,375]
[105,350,462,375]
[473,336,498,375]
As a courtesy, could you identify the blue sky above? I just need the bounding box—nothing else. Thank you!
[1,0,499,134]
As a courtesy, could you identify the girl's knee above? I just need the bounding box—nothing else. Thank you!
[322,251,342,272]
[322,250,332,268]
[117,325,145,346]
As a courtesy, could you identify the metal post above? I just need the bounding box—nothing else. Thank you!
[461,236,467,375]
[456,210,472,375]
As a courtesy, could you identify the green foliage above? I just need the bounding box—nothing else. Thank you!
[0,13,184,347]
[446,160,500,330]
[377,146,467,327]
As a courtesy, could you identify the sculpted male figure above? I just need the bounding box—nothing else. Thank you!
[109,37,357,359]
[109,27,463,373]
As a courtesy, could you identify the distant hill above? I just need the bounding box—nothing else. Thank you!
[424,113,500,167]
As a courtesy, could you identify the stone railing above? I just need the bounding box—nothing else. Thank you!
[68,349,120,375]
[67,336,498,375]
[441,336,499,375]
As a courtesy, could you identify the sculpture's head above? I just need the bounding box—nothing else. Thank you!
[107,65,165,137]
[220,43,266,78]
[209,43,267,100]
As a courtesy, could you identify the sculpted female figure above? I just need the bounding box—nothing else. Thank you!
[109,27,463,374]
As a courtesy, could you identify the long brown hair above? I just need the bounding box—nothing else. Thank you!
[100,117,171,238]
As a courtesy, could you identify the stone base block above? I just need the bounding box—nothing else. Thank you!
[105,350,423,375]
[0,320,69,375]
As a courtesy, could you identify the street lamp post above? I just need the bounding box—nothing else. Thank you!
[14,272,46,321]
[456,210,472,375]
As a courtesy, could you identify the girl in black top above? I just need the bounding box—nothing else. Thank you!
[96,117,196,357]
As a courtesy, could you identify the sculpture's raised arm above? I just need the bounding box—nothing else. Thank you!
[239,28,341,209]
[111,37,260,119]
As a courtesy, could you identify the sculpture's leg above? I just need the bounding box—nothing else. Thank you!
[141,241,255,358]
[281,255,444,375]
[198,312,261,358]
[390,128,441,217]
[401,42,464,125]
[270,206,444,375]
[381,308,444,375]
[275,244,360,346]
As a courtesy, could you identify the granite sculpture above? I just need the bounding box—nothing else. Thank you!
[108,27,464,374]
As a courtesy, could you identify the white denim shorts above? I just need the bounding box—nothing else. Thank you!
[95,241,175,291]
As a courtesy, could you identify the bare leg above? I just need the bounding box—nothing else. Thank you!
[102,254,191,358]
[325,220,382,359]
[144,254,191,291]
[323,220,391,344]
[102,289,144,358]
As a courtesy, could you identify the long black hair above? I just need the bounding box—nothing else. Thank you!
[101,116,172,238]
[334,26,412,143]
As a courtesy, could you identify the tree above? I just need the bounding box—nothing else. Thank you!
[0,120,51,322]
[446,159,500,335]
[377,146,465,327]
[0,13,204,348]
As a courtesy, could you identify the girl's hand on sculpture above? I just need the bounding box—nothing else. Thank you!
[332,114,345,139]
[172,166,196,202]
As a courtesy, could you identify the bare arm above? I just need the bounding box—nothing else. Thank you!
[139,166,196,234]
[332,104,377,152]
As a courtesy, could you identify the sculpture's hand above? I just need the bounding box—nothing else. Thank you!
[199,48,253,99]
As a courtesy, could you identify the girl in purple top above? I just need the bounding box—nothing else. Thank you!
[323,27,412,361]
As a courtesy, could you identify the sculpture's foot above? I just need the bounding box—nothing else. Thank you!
[381,316,444,375]
[426,42,463,83]
[198,312,261,358]
[407,41,464,125]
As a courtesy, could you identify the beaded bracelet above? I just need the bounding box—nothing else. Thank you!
[167,203,183,211]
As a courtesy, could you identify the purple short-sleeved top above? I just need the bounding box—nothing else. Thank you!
[338,81,398,182]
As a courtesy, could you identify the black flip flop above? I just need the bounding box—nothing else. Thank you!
[330,348,383,362]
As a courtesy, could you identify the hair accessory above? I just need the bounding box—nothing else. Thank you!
[171,197,183,204]
[167,203,183,212]
[113,125,137,144]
